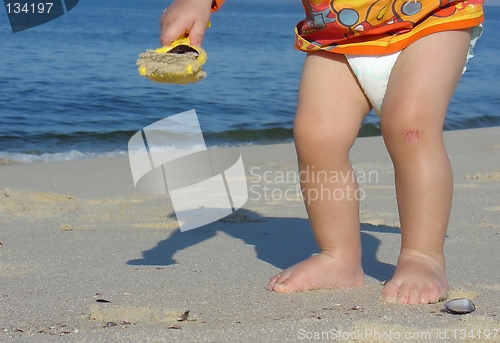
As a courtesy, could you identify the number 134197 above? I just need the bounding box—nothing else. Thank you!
[5,3,53,14]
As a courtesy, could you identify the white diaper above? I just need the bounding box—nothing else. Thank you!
[345,25,483,116]
[345,51,400,116]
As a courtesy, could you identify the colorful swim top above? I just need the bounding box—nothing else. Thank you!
[295,0,484,54]
[211,0,484,55]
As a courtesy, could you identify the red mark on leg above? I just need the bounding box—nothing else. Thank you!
[401,129,419,143]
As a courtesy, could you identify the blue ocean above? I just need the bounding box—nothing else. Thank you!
[1,0,499,163]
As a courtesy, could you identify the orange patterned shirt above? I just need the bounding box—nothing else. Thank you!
[211,0,484,55]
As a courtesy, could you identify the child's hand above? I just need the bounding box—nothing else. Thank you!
[160,0,213,48]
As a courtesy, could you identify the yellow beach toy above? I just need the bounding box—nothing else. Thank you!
[136,37,208,85]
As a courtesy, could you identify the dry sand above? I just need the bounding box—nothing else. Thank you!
[0,127,499,342]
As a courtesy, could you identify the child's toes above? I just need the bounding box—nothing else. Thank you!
[429,285,446,304]
[381,280,400,303]
[408,285,421,305]
[268,275,280,288]
[418,286,431,304]
[396,283,412,304]
[267,274,283,291]
[271,277,300,293]
[268,272,294,291]
[271,282,290,293]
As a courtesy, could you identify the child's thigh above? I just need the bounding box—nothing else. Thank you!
[381,29,472,132]
[295,51,370,148]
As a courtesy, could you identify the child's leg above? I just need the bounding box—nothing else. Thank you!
[268,51,370,292]
[379,29,472,304]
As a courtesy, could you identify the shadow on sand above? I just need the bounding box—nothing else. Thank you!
[128,209,401,282]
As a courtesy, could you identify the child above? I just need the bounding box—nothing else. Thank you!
[159,0,484,304]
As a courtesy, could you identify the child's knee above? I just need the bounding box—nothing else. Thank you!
[380,103,443,146]
[294,120,356,156]
[381,121,422,145]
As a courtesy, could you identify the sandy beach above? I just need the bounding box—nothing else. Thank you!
[0,127,499,342]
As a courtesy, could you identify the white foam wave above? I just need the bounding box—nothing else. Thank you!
[0,142,263,165]
[0,150,129,165]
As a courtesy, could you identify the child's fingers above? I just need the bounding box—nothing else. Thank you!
[160,19,189,47]
[188,19,209,47]
[160,27,176,47]
[159,0,211,48]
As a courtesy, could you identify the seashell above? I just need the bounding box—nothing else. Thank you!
[177,310,190,321]
[96,299,111,303]
[444,298,475,314]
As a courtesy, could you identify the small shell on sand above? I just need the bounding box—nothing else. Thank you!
[177,310,190,321]
[444,298,476,314]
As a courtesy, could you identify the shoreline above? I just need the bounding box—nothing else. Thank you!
[0,126,499,342]
[0,125,499,166]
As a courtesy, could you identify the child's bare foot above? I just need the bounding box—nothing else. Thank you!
[381,249,449,304]
[267,251,364,293]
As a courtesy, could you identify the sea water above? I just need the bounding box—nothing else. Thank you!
[0,0,498,163]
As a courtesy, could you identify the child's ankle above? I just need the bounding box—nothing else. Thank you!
[399,248,445,265]
[319,247,362,263]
